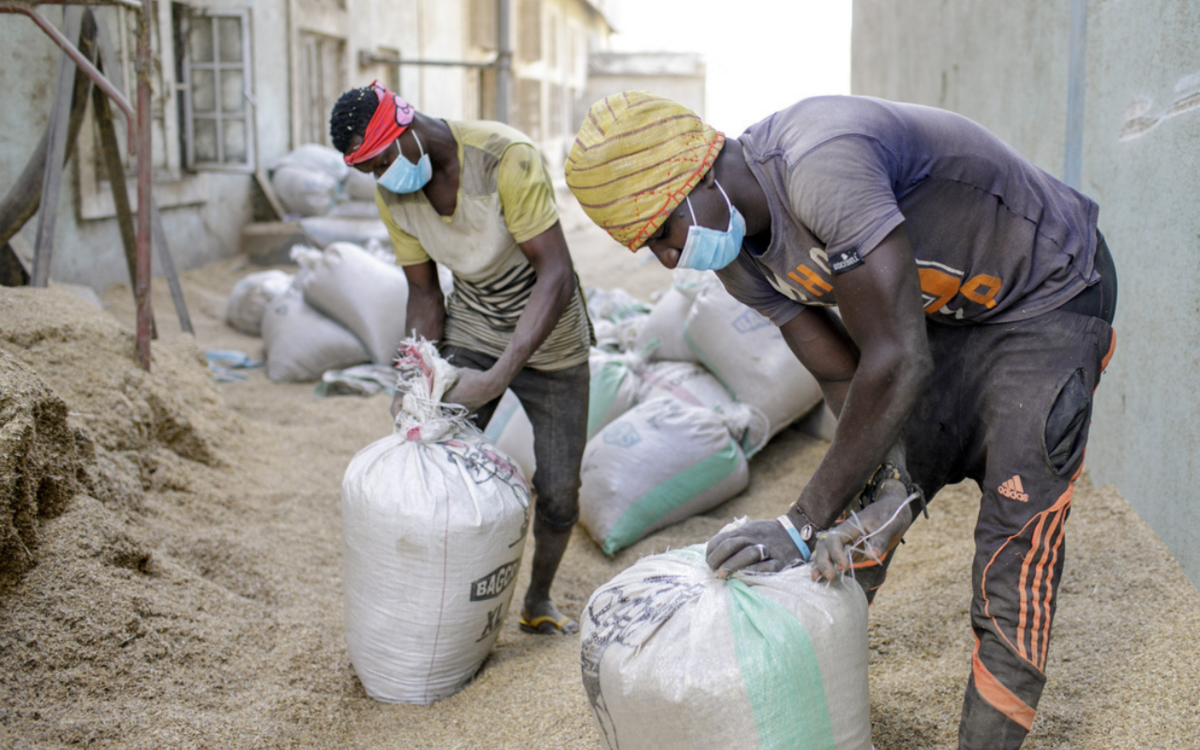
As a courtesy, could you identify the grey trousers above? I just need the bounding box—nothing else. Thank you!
[440,345,590,531]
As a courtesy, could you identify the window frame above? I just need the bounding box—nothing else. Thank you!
[177,6,257,173]
[78,3,208,220]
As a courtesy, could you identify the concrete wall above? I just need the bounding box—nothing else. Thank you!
[851,0,1200,587]
[1,5,271,292]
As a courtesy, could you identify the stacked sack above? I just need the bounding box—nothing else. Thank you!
[268,143,391,248]
[341,338,531,704]
[683,280,823,440]
[260,241,406,382]
[473,271,827,557]
[225,240,455,384]
[580,534,872,750]
[578,272,818,555]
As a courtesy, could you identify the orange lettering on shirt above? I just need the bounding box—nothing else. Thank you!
[961,274,1002,309]
[918,268,962,314]
[788,266,834,297]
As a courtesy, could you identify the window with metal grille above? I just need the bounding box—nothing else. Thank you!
[176,7,255,170]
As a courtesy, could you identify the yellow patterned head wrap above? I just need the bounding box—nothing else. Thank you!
[565,91,724,251]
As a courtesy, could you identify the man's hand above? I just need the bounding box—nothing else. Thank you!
[705,519,809,577]
[443,367,503,413]
[810,479,915,582]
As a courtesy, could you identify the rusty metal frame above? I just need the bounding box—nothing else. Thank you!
[0,0,154,370]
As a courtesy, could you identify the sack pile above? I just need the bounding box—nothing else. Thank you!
[580,537,872,750]
[341,338,532,704]
[579,398,765,555]
[538,272,822,555]
[225,269,292,336]
[268,143,391,248]
[225,240,455,384]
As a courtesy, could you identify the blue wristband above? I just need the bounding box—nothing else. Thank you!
[777,514,812,562]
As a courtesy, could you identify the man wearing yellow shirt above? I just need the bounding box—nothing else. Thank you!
[330,82,594,635]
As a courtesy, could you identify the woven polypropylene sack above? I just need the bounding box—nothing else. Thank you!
[274,144,350,183]
[294,242,409,365]
[271,164,340,217]
[578,398,751,555]
[581,543,872,750]
[634,269,717,362]
[636,360,734,412]
[587,349,647,439]
[341,340,532,704]
[225,270,292,336]
[298,215,392,249]
[684,283,822,439]
[261,287,370,382]
[634,285,697,362]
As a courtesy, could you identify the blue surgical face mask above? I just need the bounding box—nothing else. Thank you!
[377,130,432,193]
[676,180,745,271]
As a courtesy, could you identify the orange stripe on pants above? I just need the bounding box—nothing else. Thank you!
[972,637,1037,731]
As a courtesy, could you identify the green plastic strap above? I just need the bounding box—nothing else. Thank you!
[727,577,836,750]
[602,438,741,555]
[587,362,629,438]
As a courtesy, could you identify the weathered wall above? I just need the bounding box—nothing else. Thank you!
[0,6,264,292]
[851,0,1200,587]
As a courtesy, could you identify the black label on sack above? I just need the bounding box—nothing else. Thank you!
[469,558,521,601]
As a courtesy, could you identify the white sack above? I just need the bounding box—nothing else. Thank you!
[637,360,734,412]
[274,143,350,183]
[684,283,822,439]
[342,339,532,704]
[581,542,872,750]
[299,215,391,249]
[634,269,718,362]
[272,164,340,217]
[592,315,647,353]
[293,242,409,366]
[260,286,370,382]
[579,398,757,555]
[587,349,647,439]
[328,199,382,219]
[634,285,696,362]
[585,286,652,324]
[483,389,536,482]
[225,269,292,336]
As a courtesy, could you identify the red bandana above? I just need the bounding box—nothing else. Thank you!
[343,81,415,166]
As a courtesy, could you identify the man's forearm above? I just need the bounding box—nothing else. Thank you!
[789,353,929,529]
[490,269,574,383]
[405,288,445,344]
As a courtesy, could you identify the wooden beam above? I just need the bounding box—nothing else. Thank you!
[149,198,193,335]
[92,64,158,338]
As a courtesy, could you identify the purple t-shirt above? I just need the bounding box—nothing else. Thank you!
[717,96,1100,326]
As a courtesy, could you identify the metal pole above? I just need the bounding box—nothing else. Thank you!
[30,7,82,287]
[496,0,511,124]
[134,0,152,370]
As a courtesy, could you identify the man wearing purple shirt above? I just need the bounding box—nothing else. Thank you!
[566,91,1117,749]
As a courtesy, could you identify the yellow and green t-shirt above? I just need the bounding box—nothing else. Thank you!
[376,119,592,370]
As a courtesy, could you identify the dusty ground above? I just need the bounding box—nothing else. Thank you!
[1,193,1198,750]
